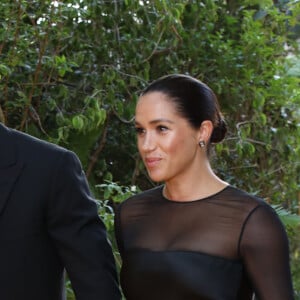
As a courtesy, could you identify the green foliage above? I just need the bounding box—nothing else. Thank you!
[95,181,140,259]
[1,0,300,296]
[273,204,300,291]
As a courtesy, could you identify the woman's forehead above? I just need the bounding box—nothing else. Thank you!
[136,93,178,115]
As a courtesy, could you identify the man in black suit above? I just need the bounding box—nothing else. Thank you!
[0,123,121,300]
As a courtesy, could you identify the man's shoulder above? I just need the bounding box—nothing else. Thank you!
[1,123,75,167]
[8,126,68,156]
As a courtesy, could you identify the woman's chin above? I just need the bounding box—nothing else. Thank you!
[147,171,165,183]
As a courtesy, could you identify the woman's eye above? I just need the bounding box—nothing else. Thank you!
[135,127,145,135]
[157,125,168,132]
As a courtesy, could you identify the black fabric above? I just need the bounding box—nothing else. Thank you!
[0,123,121,300]
[115,185,294,300]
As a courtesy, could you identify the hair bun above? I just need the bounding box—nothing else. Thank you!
[210,118,227,143]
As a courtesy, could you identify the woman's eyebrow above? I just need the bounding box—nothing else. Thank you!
[135,118,174,126]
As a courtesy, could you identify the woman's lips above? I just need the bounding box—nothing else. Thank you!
[144,157,161,168]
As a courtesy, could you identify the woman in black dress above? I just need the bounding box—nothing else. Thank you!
[115,74,294,299]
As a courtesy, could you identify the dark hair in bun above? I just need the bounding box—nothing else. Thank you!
[141,74,227,144]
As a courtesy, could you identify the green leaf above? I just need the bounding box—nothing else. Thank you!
[72,115,85,130]
[0,64,11,76]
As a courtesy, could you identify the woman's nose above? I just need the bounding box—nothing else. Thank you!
[139,132,156,152]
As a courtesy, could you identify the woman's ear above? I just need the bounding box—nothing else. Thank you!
[198,120,213,144]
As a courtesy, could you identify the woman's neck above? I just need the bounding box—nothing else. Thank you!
[163,162,228,202]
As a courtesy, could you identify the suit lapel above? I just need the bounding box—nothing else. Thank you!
[0,124,24,215]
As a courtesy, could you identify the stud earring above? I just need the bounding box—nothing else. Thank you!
[199,140,206,148]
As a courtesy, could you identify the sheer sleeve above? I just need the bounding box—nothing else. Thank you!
[239,205,294,300]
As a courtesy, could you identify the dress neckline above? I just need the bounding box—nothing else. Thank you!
[160,184,231,203]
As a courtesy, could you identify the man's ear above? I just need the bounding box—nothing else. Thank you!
[198,120,213,144]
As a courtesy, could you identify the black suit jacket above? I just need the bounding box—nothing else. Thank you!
[0,123,121,300]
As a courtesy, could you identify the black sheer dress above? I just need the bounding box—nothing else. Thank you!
[115,185,294,300]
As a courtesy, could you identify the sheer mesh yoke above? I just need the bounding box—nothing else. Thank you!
[115,185,294,300]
